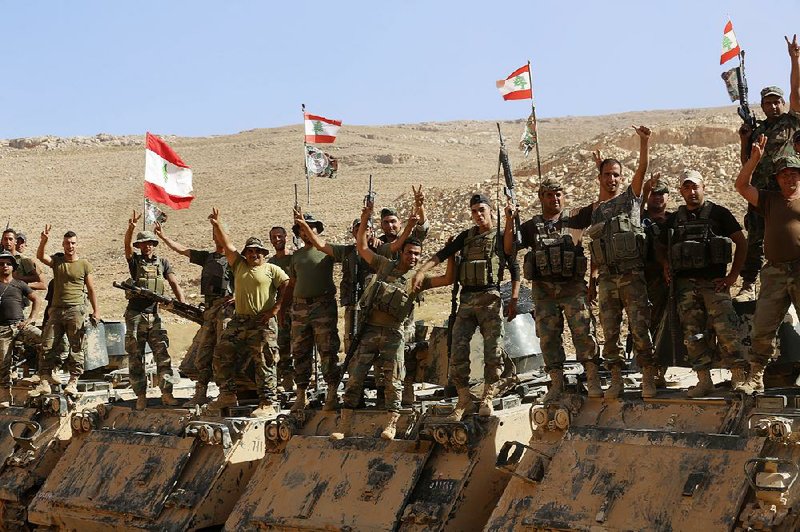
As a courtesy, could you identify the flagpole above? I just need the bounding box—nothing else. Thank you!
[528,60,543,186]
[301,103,311,207]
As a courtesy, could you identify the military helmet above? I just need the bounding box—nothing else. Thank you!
[0,252,18,270]
[133,231,159,246]
[241,236,270,254]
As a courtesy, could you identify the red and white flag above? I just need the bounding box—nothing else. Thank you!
[144,132,194,210]
[496,64,533,101]
[720,19,741,65]
[304,113,341,144]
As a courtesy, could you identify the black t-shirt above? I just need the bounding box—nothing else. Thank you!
[663,202,742,279]
[189,249,232,304]
[126,255,173,314]
[0,279,32,325]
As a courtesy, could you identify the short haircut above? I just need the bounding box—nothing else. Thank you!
[599,158,623,174]
[270,226,286,234]
[2,229,15,238]
[63,231,77,239]
[380,208,398,219]
[402,237,423,251]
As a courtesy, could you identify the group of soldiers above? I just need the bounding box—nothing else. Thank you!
[0,37,798,441]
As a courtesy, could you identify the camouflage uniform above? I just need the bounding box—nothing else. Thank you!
[291,296,340,388]
[214,315,279,401]
[267,253,293,383]
[0,276,41,387]
[330,243,370,354]
[750,262,800,364]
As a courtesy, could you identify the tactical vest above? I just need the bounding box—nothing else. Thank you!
[132,256,165,295]
[670,202,733,272]
[200,253,230,298]
[458,228,500,288]
[523,215,586,282]
[588,213,646,273]
[361,263,415,323]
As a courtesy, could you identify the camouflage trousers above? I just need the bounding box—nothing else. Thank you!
[450,290,503,389]
[531,280,600,371]
[125,309,172,396]
[342,324,404,412]
[291,295,340,388]
[598,270,654,368]
[675,278,747,370]
[192,298,233,385]
[276,311,293,384]
[750,262,800,365]
[741,210,765,285]
[41,305,87,377]
[0,323,41,388]
[214,314,278,401]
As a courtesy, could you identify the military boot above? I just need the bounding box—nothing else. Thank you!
[250,402,277,418]
[161,392,179,406]
[739,363,766,395]
[322,386,339,411]
[381,411,401,440]
[374,386,386,410]
[279,375,294,393]
[640,365,657,399]
[135,394,148,411]
[0,388,11,408]
[329,408,354,440]
[446,387,473,421]
[604,365,624,400]
[583,362,603,398]
[29,375,56,397]
[653,366,668,388]
[184,383,208,408]
[479,386,495,417]
[730,365,749,391]
[401,382,415,406]
[291,387,307,412]
[541,369,565,403]
[687,369,714,398]
[206,391,238,415]
[64,376,79,398]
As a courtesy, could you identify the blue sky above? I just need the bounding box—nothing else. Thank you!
[1,0,796,138]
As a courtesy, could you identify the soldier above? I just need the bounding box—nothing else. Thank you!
[736,35,800,300]
[735,136,800,393]
[0,252,42,407]
[15,233,27,255]
[505,178,602,402]
[378,186,429,257]
[1,229,45,291]
[124,212,183,410]
[412,193,520,420]
[328,202,453,440]
[206,209,289,417]
[662,170,749,397]
[32,227,100,397]
[154,222,233,407]
[284,211,341,411]
[267,226,294,390]
[583,126,657,398]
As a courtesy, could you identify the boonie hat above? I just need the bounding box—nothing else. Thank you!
[651,181,669,194]
[241,237,270,254]
[680,170,703,186]
[0,252,18,270]
[775,156,800,174]
[133,231,159,246]
[761,86,785,100]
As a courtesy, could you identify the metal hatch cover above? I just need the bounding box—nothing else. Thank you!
[519,427,764,531]
[30,430,195,522]
[241,436,433,531]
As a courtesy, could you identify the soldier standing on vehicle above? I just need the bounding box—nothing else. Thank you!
[736,135,800,393]
[378,186,429,257]
[32,227,100,397]
[412,193,519,420]
[206,209,289,417]
[267,226,294,391]
[0,252,42,407]
[583,126,657,399]
[285,211,341,412]
[123,211,183,410]
[154,222,232,407]
[15,233,27,255]
[2,229,45,291]
[661,170,749,397]
[327,201,453,440]
[736,35,800,301]
[505,178,602,402]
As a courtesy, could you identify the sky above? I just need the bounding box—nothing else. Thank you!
[1,0,798,138]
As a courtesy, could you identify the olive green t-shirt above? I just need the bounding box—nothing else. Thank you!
[51,255,92,307]
[232,256,289,316]
[268,254,293,276]
[757,189,800,263]
[289,246,335,299]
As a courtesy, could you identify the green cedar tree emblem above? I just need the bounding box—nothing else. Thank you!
[162,163,169,182]
[513,75,528,89]
[313,120,324,135]
[722,36,733,51]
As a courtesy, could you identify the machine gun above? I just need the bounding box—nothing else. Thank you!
[736,51,758,133]
[498,123,523,247]
[112,281,204,325]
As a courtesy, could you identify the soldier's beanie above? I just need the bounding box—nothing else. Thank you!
[538,177,563,193]
[761,86,784,101]
[776,156,800,173]
[380,208,397,219]
[469,194,492,207]
[680,170,703,186]
[651,181,669,194]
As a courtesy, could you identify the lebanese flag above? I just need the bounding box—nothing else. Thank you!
[496,64,533,101]
[304,113,341,144]
[144,133,194,210]
[720,20,741,65]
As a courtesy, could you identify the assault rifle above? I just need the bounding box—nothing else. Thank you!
[364,174,376,206]
[292,184,303,249]
[446,257,460,363]
[665,230,680,366]
[112,280,204,325]
[498,123,523,247]
[736,51,758,133]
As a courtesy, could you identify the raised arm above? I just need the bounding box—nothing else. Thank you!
[735,135,767,207]
[788,34,800,113]
[36,225,52,268]
[640,172,661,214]
[124,210,142,261]
[208,208,239,266]
[296,217,334,257]
[425,254,456,290]
[388,209,420,255]
[630,126,651,197]
[154,222,191,258]
[85,272,100,321]
[356,202,378,263]
[413,184,427,227]
[165,272,185,303]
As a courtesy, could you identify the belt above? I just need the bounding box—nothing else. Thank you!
[293,293,334,304]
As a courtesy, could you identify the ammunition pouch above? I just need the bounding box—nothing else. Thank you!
[458,228,499,288]
[524,234,587,282]
[588,215,645,273]
[670,202,733,272]
[372,281,412,321]
[127,258,165,299]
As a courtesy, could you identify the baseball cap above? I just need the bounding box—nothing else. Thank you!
[761,86,785,100]
[538,177,563,193]
[680,170,703,186]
